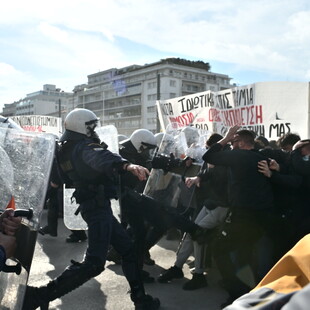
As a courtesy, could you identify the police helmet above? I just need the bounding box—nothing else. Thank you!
[60,108,100,142]
[118,134,128,143]
[181,126,200,147]
[154,132,165,148]
[127,129,156,153]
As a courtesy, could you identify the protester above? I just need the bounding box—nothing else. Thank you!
[203,126,275,305]
[157,133,229,290]
[277,132,300,152]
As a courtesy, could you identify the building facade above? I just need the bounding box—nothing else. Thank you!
[2,84,72,123]
[2,58,233,137]
[70,58,233,136]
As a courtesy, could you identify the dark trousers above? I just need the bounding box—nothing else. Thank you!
[212,212,274,299]
[80,198,141,284]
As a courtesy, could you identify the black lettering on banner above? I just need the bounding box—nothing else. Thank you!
[242,125,265,137]
[207,93,214,107]
[234,87,254,107]
[195,123,209,131]
[224,93,232,109]
[13,116,58,127]
[268,123,291,138]
[162,102,174,115]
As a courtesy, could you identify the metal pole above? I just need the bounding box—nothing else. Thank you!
[58,98,61,118]
[156,73,161,132]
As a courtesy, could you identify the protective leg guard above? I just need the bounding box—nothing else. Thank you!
[22,258,104,310]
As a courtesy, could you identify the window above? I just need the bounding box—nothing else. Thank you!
[147,81,157,89]
[170,80,176,87]
[147,118,157,125]
[147,106,156,113]
[147,94,157,101]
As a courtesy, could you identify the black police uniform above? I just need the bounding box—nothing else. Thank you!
[22,135,159,310]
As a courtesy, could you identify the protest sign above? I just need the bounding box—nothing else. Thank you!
[11,115,62,136]
[157,82,310,140]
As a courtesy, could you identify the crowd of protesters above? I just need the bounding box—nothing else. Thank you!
[20,116,310,309]
[155,127,310,307]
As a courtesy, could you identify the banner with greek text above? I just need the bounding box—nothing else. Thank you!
[156,82,310,140]
[11,115,62,136]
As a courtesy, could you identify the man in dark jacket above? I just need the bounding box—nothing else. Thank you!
[203,126,275,303]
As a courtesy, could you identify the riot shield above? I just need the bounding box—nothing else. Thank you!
[0,127,55,310]
[144,125,208,215]
[63,125,120,230]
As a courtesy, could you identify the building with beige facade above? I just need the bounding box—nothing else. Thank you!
[2,58,233,136]
[70,58,233,136]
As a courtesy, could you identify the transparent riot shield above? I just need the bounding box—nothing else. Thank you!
[0,127,55,310]
[144,124,207,215]
[63,125,119,230]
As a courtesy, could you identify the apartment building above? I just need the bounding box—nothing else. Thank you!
[70,58,233,136]
[2,84,72,122]
[2,58,233,136]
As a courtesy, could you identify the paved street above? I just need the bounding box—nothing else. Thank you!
[28,208,228,310]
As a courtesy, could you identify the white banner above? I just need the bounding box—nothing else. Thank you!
[11,115,62,136]
[157,82,310,140]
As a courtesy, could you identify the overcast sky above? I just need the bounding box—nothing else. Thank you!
[1,0,310,111]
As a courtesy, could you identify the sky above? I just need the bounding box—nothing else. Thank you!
[1,0,310,111]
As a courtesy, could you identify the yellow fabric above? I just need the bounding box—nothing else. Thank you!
[253,234,310,294]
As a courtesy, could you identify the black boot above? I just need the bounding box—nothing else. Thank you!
[157,265,183,283]
[39,225,57,237]
[106,246,122,264]
[66,230,87,243]
[130,282,160,310]
[182,273,208,290]
[22,286,49,310]
[22,258,104,310]
[133,294,160,310]
[140,269,155,283]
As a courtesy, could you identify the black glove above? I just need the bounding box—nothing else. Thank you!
[151,153,182,171]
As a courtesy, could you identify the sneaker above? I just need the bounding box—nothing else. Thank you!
[134,294,160,310]
[182,273,208,290]
[22,286,49,310]
[157,265,183,283]
[66,231,87,243]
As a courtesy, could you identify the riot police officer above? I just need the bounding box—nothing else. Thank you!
[118,129,158,278]
[22,108,160,310]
